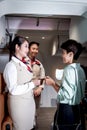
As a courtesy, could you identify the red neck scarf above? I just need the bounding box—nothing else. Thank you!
[22,57,32,72]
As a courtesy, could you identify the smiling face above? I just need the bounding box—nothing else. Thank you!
[62,49,74,64]
[15,40,29,60]
[29,44,39,59]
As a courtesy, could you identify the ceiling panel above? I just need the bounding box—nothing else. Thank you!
[5,16,71,46]
[6,16,71,31]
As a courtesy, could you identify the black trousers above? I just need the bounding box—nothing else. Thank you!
[53,103,80,130]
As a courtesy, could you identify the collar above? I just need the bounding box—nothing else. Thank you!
[67,63,80,68]
[12,56,26,67]
[29,57,41,65]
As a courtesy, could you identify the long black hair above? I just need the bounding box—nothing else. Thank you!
[9,35,29,60]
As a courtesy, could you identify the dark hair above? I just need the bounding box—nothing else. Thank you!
[61,39,83,60]
[29,41,39,49]
[9,36,29,58]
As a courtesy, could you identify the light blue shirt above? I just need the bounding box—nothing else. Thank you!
[57,63,86,105]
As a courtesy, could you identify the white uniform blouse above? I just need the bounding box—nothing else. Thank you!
[3,56,35,95]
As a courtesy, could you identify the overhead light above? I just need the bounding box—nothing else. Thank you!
[42,37,45,39]
[26,36,29,39]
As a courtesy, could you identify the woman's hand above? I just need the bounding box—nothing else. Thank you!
[33,79,40,86]
[33,86,43,96]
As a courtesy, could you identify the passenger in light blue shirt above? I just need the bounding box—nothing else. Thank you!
[46,39,86,130]
[58,63,85,105]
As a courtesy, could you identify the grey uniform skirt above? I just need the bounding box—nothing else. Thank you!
[7,90,35,130]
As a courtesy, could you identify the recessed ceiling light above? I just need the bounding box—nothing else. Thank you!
[26,36,29,39]
[42,37,45,39]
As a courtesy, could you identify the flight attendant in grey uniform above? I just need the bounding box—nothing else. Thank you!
[3,36,40,130]
[28,41,45,106]
[23,41,45,129]
[22,41,45,107]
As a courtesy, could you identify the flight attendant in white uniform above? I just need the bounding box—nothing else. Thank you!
[3,36,40,130]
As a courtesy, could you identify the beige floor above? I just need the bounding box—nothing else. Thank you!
[36,107,56,130]
[36,107,87,130]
